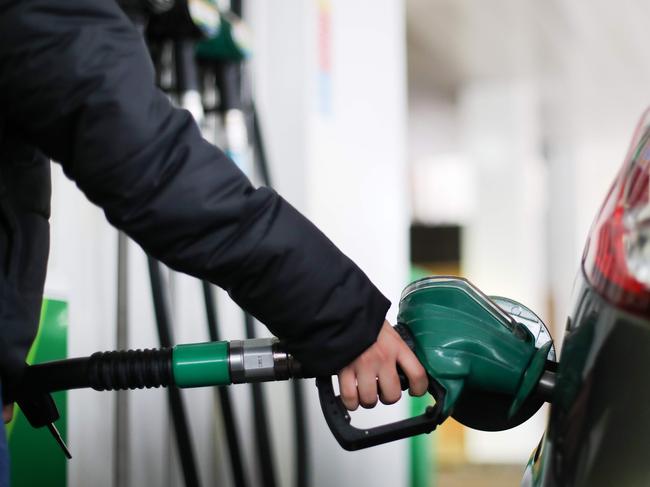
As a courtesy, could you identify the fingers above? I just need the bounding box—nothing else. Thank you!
[356,366,379,408]
[378,366,401,405]
[337,320,429,410]
[3,404,14,424]
[397,347,428,397]
[338,367,359,411]
[339,368,402,408]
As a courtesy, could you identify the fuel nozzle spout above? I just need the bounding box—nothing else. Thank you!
[536,369,557,404]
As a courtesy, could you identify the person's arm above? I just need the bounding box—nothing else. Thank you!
[0,0,426,402]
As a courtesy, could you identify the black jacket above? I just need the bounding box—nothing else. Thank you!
[0,0,389,381]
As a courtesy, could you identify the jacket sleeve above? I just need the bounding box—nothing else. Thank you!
[0,0,390,375]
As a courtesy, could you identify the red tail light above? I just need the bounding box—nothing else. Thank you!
[583,109,650,316]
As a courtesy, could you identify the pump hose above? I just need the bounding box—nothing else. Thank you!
[251,102,309,487]
[148,258,201,487]
[20,348,174,394]
[202,281,249,487]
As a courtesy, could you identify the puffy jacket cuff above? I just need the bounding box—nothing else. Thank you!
[289,289,390,377]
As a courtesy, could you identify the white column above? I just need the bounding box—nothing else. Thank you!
[454,0,549,463]
[251,0,410,485]
[459,79,549,464]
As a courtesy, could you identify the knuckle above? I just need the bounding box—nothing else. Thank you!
[363,349,381,364]
[340,390,358,408]
[414,366,428,382]
[340,385,356,402]
[354,352,369,367]
[359,353,373,366]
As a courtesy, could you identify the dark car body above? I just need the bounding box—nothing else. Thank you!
[523,273,650,486]
[523,111,650,486]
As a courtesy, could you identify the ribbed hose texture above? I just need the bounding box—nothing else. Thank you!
[88,348,173,391]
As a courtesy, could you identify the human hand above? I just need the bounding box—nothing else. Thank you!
[3,404,13,424]
[337,320,428,410]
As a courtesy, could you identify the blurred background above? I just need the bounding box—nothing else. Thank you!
[11,0,650,486]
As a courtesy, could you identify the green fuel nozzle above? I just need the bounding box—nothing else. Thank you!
[396,276,557,431]
[16,276,557,453]
[316,276,557,450]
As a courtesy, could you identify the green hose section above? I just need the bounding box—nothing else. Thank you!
[173,341,231,387]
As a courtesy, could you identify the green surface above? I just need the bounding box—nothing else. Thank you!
[173,341,231,387]
[8,299,68,487]
[509,341,553,418]
[410,393,436,487]
[196,15,250,62]
[409,266,437,487]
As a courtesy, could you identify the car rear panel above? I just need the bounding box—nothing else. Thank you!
[525,272,650,486]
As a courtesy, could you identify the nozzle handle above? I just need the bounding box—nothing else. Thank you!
[315,374,447,451]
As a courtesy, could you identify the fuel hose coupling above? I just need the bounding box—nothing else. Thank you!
[229,337,302,384]
[172,338,302,388]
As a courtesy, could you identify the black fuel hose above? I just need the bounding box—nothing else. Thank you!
[244,313,277,487]
[214,50,279,487]
[174,38,201,96]
[148,258,201,487]
[291,378,308,487]
[251,101,309,487]
[119,6,201,486]
[202,281,249,487]
[21,348,173,394]
[251,103,273,188]
[170,29,249,487]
